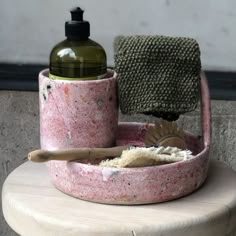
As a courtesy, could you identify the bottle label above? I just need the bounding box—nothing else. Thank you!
[49,73,106,81]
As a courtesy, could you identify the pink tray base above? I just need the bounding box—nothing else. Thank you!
[47,72,211,205]
[47,122,210,205]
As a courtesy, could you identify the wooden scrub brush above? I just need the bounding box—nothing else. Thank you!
[28,120,188,166]
[144,120,186,150]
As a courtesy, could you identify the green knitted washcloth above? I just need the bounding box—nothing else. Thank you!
[114,35,201,121]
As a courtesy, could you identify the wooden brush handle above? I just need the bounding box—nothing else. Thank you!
[28,146,129,163]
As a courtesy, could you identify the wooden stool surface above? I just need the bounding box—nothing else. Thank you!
[2,160,236,236]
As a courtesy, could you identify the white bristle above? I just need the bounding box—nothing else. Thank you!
[99,146,193,168]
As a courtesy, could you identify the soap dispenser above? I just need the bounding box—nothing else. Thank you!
[39,7,118,150]
[49,7,107,80]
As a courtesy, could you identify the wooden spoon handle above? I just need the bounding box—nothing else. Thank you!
[28,145,129,163]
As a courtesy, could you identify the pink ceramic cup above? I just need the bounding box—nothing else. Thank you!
[39,69,118,150]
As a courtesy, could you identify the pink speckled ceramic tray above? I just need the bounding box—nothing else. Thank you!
[47,72,211,205]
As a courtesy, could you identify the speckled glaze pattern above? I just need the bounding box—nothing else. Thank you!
[46,72,211,205]
[47,123,208,204]
[39,69,118,149]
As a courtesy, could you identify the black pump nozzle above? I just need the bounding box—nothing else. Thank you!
[70,7,84,21]
[65,7,90,39]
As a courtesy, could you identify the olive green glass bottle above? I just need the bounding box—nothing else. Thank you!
[49,7,107,80]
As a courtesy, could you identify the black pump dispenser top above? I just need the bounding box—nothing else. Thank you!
[65,7,90,39]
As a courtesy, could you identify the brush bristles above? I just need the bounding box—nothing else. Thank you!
[99,146,192,168]
[144,120,185,148]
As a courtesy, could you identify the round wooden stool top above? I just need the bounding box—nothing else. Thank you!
[2,160,236,236]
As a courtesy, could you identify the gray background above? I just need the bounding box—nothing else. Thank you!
[1,0,236,70]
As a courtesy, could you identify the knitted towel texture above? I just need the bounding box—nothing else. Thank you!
[114,35,201,120]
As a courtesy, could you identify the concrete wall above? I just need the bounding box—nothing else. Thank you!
[1,0,236,71]
[0,90,236,235]
[0,91,39,236]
